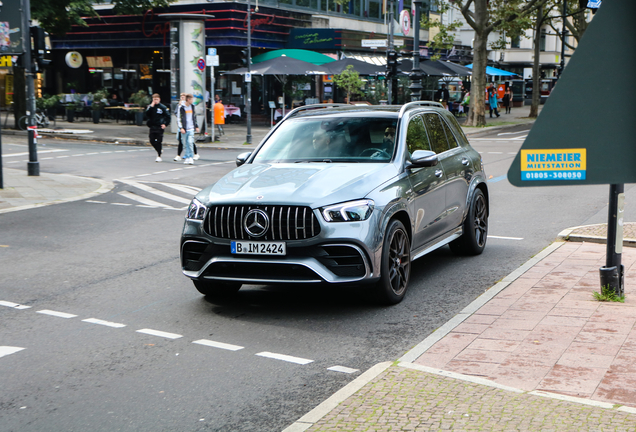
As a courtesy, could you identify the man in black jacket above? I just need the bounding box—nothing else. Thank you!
[146,93,170,162]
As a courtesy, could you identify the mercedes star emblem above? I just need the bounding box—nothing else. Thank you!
[243,209,269,237]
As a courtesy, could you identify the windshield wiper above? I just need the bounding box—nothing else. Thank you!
[294,159,333,163]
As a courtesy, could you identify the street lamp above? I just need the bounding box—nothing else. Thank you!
[409,0,423,101]
[245,0,252,144]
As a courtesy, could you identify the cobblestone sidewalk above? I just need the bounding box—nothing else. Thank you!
[308,365,636,432]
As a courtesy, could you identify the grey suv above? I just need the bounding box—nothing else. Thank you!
[181,102,488,304]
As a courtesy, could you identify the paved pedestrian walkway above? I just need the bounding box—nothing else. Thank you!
[285,240,636,432]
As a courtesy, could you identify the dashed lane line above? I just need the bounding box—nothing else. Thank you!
[36,309,78,319]
[0,300,31,309]
[328,366,359,374]
[3,149,69,157]
[136,328,183,339]
[193,339,244,351]
[82,318,127,328]
[0,346,25,358]
[256,352,314,365]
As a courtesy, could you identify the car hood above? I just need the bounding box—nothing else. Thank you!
[197,163,398,208]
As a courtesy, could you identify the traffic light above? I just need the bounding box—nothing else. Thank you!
[239,48,248,66]
[386,50,399,77]
[30,26,51,71]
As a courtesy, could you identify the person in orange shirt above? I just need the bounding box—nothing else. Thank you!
[214,99,225,140]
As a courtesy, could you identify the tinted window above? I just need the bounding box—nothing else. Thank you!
[406,114,431,153]
[423,113,450,154]
[440,117,459,149]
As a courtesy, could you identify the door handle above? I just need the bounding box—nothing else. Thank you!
[461,157,470,166]
[435,169,443,178]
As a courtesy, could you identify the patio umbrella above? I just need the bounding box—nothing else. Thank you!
[251,49,336,66]
[224,56,331,76]
[323,58,386,75]
[465,64,518,77]
[399,59,456,76]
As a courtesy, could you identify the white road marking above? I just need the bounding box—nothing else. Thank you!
[71,154,85,157]
[488,235,524,240]
[497,131,528,136]
[3,149,68,158]
[111,203,132,206]
[488,152,503,154]
[86,200,107,204]
[36,309,77,319]
[117,179,192,204]
[40,157,54,160]
[136,328,183,339]
[136,173,152,177]
[0,300,31,309]
[513,135,528,140]
[148,182,201,195]
[82,318,126,328]
[85,152,100,155]
[328,366,359,374]
[192,339,244,351]
[100,151,113,154]
[118,190,171,208]
[256,352,313,365]
[0,346,25,358]
[56,155,70,158]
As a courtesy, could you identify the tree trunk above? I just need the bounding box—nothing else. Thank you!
[465,0,490,127]
[529,5,543,118]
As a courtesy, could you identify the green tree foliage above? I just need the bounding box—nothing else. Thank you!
[450,0,548,127]
[421,1,463,61]
[331,65,365,102]
[32,0,175,35]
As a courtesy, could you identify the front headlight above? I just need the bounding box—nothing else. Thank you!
[186,198,207,220]
[321,199,374,222]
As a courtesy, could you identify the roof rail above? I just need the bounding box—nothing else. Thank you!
[398,101,444,119]
[286,103,350,119]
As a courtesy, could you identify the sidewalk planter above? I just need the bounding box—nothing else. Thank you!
[66,108,75,123]
[92,110,101,124]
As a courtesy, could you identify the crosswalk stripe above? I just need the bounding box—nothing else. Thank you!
[117,179,192,204]
[146,181,201,195]
[117,191,172,208]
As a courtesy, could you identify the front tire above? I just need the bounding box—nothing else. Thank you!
[375,219,411,305]
[193,279,242,299]
[450,188,488,255]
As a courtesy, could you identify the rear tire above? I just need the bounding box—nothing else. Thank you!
[450,188,488,255]
[193,280,242,298]
[375,219,411,305]
[17,116,27,131]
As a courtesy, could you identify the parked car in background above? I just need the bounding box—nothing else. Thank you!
[181,102,489,305]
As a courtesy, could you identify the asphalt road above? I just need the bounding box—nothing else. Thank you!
[1,130,634,431]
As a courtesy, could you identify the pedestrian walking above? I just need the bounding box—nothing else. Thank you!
[503,87,512,114]
[177,94,199,165]
[146,93,170,162]
[488,86,500,118]
[174,93,199,161]
[214,99,225,140]
[434,84,450,108]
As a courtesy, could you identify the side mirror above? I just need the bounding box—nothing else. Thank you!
[236,152,251,167]
[407,150,439,168]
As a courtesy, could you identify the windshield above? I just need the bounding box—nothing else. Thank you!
[253,116,398,163]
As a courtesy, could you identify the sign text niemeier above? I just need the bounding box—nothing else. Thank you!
[520,148,586,181]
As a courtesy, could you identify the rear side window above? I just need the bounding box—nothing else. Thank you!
[406,114,431,154]
[440,117,459,149]
[441,112,469,147]
[423,113,450,154]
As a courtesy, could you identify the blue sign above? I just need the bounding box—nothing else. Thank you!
[587,0,601,8]
[208,48,217,56]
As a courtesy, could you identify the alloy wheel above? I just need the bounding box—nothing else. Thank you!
[388,228,410,296]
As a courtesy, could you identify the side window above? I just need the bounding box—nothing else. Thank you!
[423,113,450,154]
[440,117,459,149]
[406,115,431,154]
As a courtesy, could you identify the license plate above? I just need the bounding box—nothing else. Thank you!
[231,241,286,255]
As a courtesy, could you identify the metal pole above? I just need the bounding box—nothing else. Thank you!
[409,0,423,101]
[246,0,252,145]
[387,0,394,104]
[600,184,625,297]
[558,0,567,79]
[22,0,39,176]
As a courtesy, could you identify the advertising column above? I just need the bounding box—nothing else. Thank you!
[177,20,205,132]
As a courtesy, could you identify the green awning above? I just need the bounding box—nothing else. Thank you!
[251,49,336,65]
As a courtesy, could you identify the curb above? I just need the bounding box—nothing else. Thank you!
[0,175,114,215]
[557,224,636,248]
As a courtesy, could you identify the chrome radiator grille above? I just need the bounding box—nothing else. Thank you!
[204,205,321,241]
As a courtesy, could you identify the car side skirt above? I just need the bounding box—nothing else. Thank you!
[411,227,463,261]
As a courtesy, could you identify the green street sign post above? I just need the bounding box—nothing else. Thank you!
[507,0,636,296]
